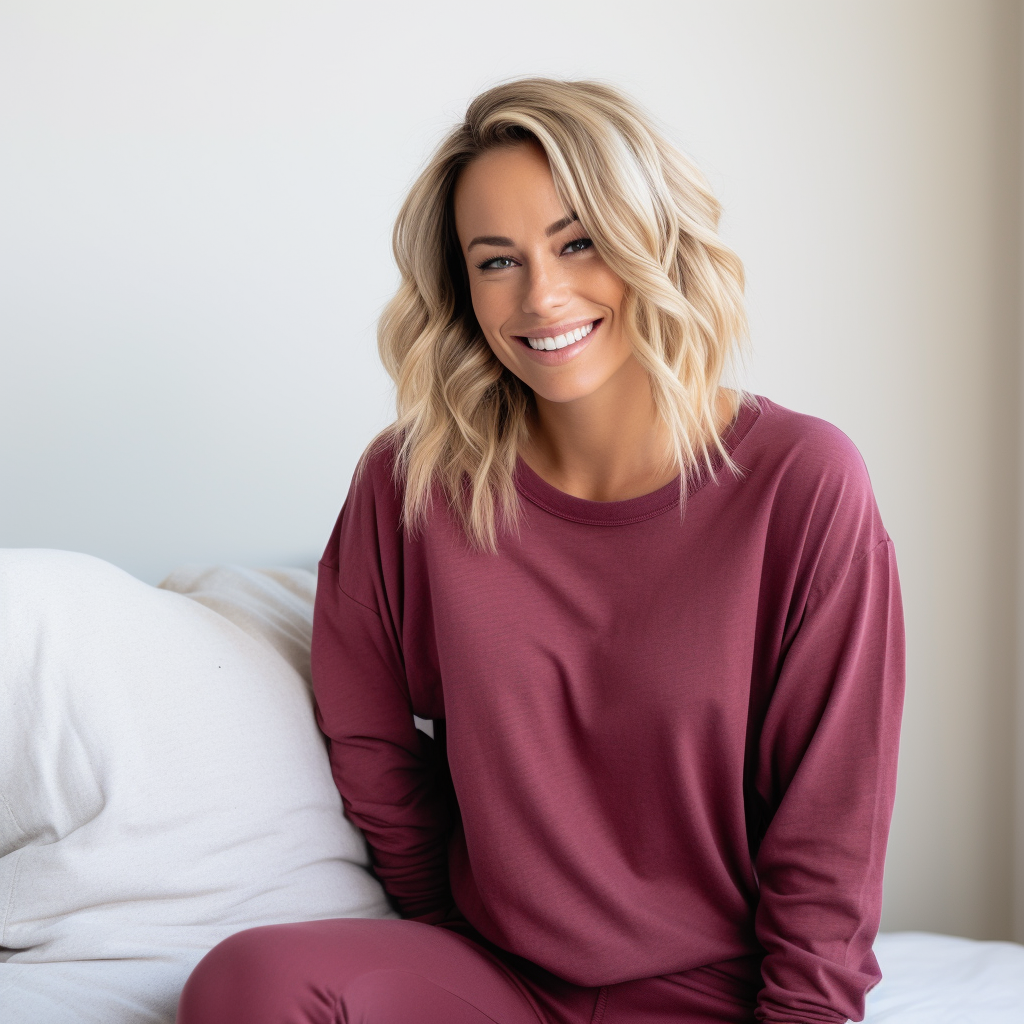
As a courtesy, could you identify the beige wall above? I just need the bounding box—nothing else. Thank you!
[0,0,1019,940]
[1015,1,1024,947]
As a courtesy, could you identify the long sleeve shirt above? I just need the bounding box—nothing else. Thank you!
[310,394,906,1024]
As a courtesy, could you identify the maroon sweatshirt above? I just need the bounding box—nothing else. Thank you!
[311,394,905,1023]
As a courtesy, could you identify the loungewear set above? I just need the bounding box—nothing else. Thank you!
[178,395,906,1024]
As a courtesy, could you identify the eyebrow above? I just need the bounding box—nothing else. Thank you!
[466,213,578,251]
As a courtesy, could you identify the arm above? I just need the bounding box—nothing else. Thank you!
[310,475,455,924]
[753,536,905,1023]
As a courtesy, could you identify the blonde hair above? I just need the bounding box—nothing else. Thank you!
[367,77,752,552]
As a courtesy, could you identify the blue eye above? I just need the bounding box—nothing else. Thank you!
[476,255,517,270]
[474,237,592,271]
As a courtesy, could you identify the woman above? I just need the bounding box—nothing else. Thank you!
[178,78,904,1024]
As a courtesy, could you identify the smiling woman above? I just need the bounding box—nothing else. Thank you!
[178,78,905,1024]
[375,78,751,544]
[452,140,740,505]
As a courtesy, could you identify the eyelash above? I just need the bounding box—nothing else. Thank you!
[475,236,593,271]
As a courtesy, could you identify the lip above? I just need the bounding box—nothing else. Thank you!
[510,318,601,365]
[513,316,599,342]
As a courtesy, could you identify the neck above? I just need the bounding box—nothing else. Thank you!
[522,355,720,503]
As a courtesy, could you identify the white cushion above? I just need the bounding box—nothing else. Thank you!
[0,549,395,1023]
[157,562,319,687]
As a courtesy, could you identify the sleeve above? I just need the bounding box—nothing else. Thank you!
[310,467,456,925]
[752,535,905,1024]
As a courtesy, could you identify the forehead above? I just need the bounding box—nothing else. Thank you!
[453,142,569,242]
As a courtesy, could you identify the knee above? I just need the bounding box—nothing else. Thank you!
[344,968,497,1024]
[177,924,294,1023]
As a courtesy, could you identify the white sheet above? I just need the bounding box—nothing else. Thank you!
[3,930,1022,1023]
[866,931,1024,1023]
[0,960,198,1024]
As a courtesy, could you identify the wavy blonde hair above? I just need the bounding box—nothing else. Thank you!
[366,77,752,552]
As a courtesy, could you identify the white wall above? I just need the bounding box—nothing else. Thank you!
[0,0,1018,941]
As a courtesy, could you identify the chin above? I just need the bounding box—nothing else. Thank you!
[526,377,611,405]
[524,358,634,406]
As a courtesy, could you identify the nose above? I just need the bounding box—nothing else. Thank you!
[521,255,571,319]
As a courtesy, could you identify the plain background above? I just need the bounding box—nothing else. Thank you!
[1,0,1021,942]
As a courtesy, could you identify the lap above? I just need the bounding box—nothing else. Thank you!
[177,915,759,1024]
[600,958,761,1024]
[176,917,578,1024]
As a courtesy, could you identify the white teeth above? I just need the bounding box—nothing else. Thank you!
[525,321,595,351]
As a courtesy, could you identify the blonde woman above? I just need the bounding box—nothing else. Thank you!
[179,79,905,1024]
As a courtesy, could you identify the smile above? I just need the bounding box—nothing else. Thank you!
[518,320,597,351]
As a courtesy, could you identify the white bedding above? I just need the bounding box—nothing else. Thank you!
[0,551,395,1023]
[3,931,1022,1023]
[866,932,1024,1023]
[0,960,193,1024]
[1,551,1022,1024]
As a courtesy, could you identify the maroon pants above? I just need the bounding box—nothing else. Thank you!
[177,913,761,1024]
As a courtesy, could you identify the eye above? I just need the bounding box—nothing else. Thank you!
[563,236,593,254]
[476,255,518,271]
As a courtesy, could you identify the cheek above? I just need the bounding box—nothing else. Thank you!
[571,260,626,312]
[467,285,516,368]
[597,267,627,310]
[467,280,506,334]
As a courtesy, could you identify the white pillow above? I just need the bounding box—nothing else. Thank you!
[0,549,396,1023]
[157,562,319,688]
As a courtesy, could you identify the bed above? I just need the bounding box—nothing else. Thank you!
[1,550,1021,1023]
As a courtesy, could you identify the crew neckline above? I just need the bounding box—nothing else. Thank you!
[513,394,764,526]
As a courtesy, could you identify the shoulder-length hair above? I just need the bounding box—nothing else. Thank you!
[366,76,752,552]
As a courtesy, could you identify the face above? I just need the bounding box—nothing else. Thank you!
[453,141,632,406]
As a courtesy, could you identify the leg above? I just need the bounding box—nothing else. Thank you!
[177,917,552,1024]
[599,956,761,1024]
